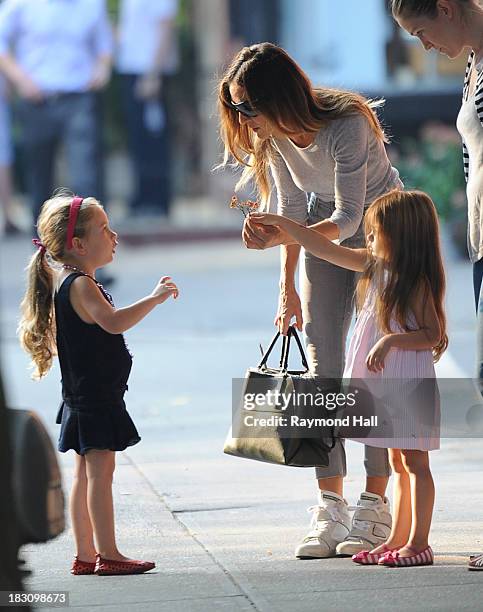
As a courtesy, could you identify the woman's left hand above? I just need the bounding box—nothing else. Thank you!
[366,335,393,372]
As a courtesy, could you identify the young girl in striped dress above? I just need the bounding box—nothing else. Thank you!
[253,189,447,567]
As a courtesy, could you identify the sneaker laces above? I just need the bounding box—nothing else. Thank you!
[348,518,373,533]
[346,502,388,541]
[347,505,374,532]
[304,504,346,540]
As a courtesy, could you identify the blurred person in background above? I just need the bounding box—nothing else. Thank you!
[116,0,179,219]
[0,0,113,227]
[0,72,17,235]
[392,0,483,570]
[227,0,279,56]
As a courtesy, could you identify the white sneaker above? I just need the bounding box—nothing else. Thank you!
[335,492,392,556]
[295,491,351,559]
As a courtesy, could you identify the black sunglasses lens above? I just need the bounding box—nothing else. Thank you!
[230,100,258,117]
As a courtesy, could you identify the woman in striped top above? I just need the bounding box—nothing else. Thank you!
[392,0,483,570]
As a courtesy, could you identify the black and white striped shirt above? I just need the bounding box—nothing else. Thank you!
[462,50,483,183]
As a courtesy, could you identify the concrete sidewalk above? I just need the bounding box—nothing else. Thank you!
[22,455,255,612]
[21,442,483,612]
[2,229,482,611]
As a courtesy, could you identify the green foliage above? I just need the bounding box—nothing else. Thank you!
[396,134,465,221]
[107,0,119,20]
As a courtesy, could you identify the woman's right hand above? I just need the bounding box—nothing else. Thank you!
[275,284,303,335]
[242,215,285,250]
[151,276,179,303]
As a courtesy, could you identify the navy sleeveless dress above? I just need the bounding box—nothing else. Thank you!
[55,272,141,455]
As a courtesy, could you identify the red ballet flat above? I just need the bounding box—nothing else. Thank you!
[94,555,155,576]
[71,556,96,575]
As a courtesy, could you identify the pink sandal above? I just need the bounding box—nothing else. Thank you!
[352,545,397,565]
[378,545,433,567]
[468,553,483,570]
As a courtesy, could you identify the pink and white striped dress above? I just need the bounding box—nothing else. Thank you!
[343,279,440,451]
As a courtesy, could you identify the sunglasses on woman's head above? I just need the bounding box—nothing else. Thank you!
[229,99,259,117]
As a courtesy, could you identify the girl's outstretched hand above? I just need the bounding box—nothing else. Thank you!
[365,335,393,372]
[251,213,287,227]
[151,276,179,304]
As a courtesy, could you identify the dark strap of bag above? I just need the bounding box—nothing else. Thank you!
[259,327,337,451]
[257,326,309,372]
[280,326,309,371]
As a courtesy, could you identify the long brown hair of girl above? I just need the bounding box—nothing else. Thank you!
[18,191,102,379]
[356,189,448,361]
[217,42,388,208]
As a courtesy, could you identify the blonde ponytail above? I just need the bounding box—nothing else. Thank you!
[18,248,56,379]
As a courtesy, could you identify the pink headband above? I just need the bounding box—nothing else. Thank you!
[65,196,84,249]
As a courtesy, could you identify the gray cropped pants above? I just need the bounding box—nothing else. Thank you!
[301,195,391,480]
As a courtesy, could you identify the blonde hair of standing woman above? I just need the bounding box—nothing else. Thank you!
[18,192,102,379]
[218,42,388,208]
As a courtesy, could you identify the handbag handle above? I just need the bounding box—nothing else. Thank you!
[258,325,309,372]
[280,326,309,371]
[257,331,282,369]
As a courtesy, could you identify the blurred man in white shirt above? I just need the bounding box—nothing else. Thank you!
[0,0,113,222]
[117,0,178,218]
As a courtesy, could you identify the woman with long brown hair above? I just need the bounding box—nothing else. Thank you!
[391,0,483,570]
[218,42,403,559]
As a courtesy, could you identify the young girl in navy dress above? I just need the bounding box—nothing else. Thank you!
[253,190,448,567]
[18,193,179,576]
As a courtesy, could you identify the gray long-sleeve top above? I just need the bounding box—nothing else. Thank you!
[271,113,402,241]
